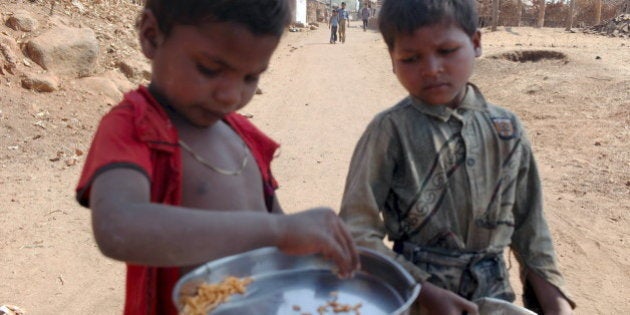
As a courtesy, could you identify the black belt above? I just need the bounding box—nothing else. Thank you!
[393,240,503,269]
[394,240,511,301]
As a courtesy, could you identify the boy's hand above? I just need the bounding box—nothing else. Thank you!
[274,208,360,278]
[418,282,479,315]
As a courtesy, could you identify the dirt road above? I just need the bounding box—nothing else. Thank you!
[1,11,628,314]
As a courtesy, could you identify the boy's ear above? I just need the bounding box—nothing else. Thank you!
[138,9,164,60]
[472,30,482,57]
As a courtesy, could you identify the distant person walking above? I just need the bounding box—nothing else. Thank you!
[338,2,349,43]
[328,9,339,44]
[361,3,371,31]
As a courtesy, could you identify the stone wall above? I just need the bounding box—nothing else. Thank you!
[307,0,330,23]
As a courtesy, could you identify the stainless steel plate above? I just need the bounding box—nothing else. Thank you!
[173,247,420,315]
[474,297,537,315]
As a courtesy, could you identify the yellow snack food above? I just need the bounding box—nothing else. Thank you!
[180,276,252,315]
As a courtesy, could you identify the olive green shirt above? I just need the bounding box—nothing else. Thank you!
[340,84,574,306]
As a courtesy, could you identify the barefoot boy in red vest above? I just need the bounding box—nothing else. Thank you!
[76,1,359,314]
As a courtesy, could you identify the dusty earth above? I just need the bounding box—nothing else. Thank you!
[0,1,628,314]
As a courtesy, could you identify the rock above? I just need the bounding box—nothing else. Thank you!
[21,72,59,92]
[24,26,99,78]
[0,34,20,75]
[102,69,136,94]
[5,10,39,32]
[585,13,630,37]
[73,76,124,103]
[117,58,151,81]
[0,304,25,315]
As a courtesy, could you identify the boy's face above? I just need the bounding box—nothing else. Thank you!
[389,22,481,108]
[139,12,279,127]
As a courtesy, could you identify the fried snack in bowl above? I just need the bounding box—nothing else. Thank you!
[173,247,420,315]
[180,276,252,315]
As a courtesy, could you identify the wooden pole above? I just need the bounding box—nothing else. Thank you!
[491,0,499,31]
[594,0,602,25]
[536,0,546,28]
[516,0,522,27]
[565,0,576,31]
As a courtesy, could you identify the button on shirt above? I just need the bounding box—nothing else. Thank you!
[340,84,573,304]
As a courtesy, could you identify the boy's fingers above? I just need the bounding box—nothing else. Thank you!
[330,224,354,277]
[284,209,359,277]
[334,221,359,278]
[326,242,350,277]
[324,220,352,276]
[459,298,479,315]
[336,220,360,272]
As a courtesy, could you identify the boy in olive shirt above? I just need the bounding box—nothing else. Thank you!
[340,0,575,314]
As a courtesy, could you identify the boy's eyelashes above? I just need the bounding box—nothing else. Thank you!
[244,75,260,84]
[196,64,220,77]
[439,47,459,55]
[397,47,460,63]
[196,64,261,84]
[400,55,419,63]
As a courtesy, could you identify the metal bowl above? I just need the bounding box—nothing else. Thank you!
[172,246,421,315]
[474,297,537,315]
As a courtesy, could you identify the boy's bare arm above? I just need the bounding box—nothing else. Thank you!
[270,194,284,214]
[417,282,478,315]
[526,270,573,314]
[90,168,359,276]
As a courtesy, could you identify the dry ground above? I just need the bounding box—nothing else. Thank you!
[0,1,628,314]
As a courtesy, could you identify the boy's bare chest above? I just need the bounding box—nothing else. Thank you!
[177,122,266,212]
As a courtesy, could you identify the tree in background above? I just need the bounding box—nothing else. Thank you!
[476,0,492,27]
[516,0,523,26]
[594,0,603,24]
[491,0,500,30]
[565,0,576,30]
[536,0,547,28]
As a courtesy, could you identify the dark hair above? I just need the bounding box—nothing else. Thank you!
[378,0,478,50]
[144,0,293,37]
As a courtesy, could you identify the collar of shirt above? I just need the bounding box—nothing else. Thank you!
[408,84,488,122]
